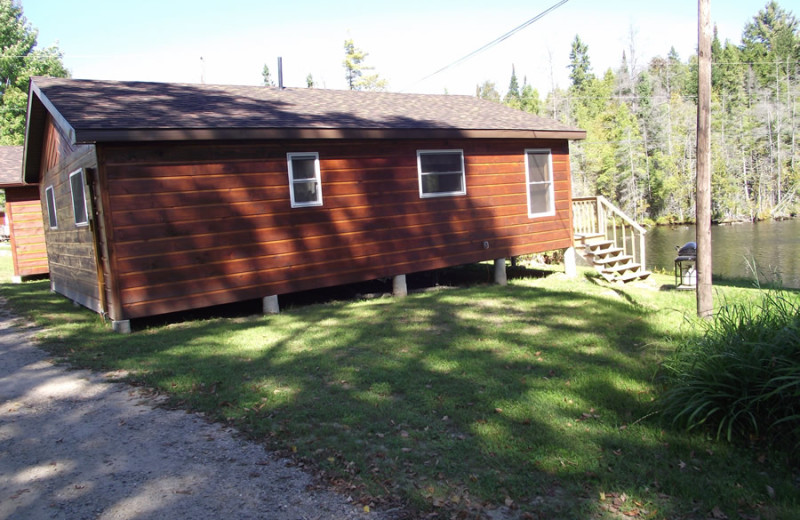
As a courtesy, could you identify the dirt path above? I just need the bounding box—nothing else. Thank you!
[0,306,383,520]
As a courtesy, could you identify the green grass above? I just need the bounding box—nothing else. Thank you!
[1,262,798,519]
[659,289,800,448]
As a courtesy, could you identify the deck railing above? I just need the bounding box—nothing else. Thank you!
[572,196,647,269]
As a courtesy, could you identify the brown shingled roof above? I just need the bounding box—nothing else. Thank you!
[0,146,23,187]
[28,77,585,143]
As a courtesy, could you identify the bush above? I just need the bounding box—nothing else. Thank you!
[657,291,800,451]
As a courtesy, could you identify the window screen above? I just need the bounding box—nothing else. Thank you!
[69,169,89,226]
[417,150,466,198]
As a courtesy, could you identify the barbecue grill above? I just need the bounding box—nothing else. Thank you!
[674,241,697,289]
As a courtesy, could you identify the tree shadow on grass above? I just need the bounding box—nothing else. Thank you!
[2,273,795,519]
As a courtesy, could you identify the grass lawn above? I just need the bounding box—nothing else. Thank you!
[1,258,797,519]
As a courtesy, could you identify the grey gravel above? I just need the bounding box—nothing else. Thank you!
[0,304,387,520]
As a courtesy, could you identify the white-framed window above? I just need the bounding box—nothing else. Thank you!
[417,149,466,198]
[45,185,57,229]
[524,149,555,217]
[69,168,89,226]
[287,152,322,207]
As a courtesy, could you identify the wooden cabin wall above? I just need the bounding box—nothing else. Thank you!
[99,138,573,319]
[39,115,102,313]
[5,185,48,277]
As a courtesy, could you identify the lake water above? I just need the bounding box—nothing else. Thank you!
[644,219,800,289]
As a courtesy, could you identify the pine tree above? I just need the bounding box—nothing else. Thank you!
[503,65,521,109]
[568,35,593,90]
[262,65,275,87]
[741,1,800,86]
[519,81,542,115]
[343,39,387,91]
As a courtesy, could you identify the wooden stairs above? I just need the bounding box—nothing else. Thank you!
[572,196,651,284]
[574,232,651,283]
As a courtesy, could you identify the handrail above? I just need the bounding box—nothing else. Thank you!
[572,196,647,270]
[595,196,647,234]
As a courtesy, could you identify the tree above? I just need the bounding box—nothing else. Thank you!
[306,73,314,88]
[475,80,500,102]
[503,65,521,108]
[261,64,275,87]
[342,38,387,91]
[741,1,800,85]
[519,81,542,115]
[568,35,593,90]
[0,0,68,144]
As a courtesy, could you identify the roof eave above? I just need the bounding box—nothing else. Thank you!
[74,127,587,143]
[22,78,79,184]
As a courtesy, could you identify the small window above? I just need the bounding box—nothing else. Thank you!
[45,185,57,229]
[287,152,322,207]
[69,169,89,226]
[417,150,466,198]
[525,149,555,217]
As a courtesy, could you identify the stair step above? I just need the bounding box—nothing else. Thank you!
[589,250,627,263]
[601,261,641,274]
[584,241,617,253]
[614,269,652,282]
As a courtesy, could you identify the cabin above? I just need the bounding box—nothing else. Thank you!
[0,145,48,281]
[23,77,586,332]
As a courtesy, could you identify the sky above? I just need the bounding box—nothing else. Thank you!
[21,0,780,96]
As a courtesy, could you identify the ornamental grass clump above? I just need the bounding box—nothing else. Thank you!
[658,290,800,451]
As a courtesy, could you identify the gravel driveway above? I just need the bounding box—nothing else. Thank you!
[0,305,385,520]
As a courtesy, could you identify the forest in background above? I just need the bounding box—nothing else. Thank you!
[479,1,800,224]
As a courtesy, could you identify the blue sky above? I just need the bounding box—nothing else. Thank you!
[22,0,777,95]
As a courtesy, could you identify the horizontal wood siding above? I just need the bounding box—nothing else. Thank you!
[101,139,573,319]
[39,116,101,312]
[5,186,48,277]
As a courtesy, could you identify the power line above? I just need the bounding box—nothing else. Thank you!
[402,0,570,92]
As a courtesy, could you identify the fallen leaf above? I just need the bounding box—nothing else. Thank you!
[10,489,30,500]
[504,497,514,507]
[710,506,728,519]
[363,505,370,513]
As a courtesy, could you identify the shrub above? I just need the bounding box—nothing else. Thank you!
[657,291,800,451]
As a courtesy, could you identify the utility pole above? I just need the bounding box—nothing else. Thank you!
[696,0,713,318]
